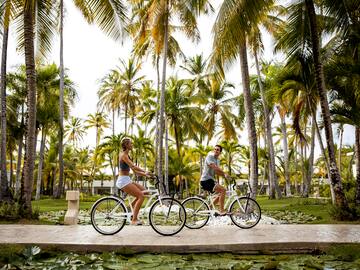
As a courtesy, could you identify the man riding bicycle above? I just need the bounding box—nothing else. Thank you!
[200,144,230,216]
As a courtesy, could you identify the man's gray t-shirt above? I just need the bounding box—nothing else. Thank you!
[200,153,219,181]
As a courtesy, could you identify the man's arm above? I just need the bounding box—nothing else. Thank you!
[208,163,229,178]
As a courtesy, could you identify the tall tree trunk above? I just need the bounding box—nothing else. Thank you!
[294,140,299,195]
[305,0,347,207]
[15,108,24,198]
[355,127,360,204]
[304,118,316,197]
[9,148,13,188]
[338,125,343,173]
[158,0,169,194]
[254,52,281,198]
[0,11,10,201]
[313,110,335,203]
[22,4,37,216]
[154,55,160,176]
[57,0,65,199]
[279,110,291,196]
[164,116,169,194]
[112,109,115,136]
[239,38,258,198]
[35,128,46,200]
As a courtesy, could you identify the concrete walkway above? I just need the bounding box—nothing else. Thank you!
[1,224,360,254]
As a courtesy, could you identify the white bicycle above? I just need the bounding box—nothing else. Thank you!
[90,175,186,236]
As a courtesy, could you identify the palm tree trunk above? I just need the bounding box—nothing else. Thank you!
[22,4,37,216]
[239,38,258,198]
[35,128,46,200]
[338,125,343,173]
[158,0,169,194]
[305,0,347,207]
[164,117,169,194]
[15,116,24,198]
[57,0,65,199]
[9,148,13,188]
[304,118,316,197]
[279,111,291,196]
[294,140,299,195]
[254,52,280,198]
[355,127,360,204]
[0,14,10,201]
[313,110,335,203]
[124,105,128,134]
[112,109,115,136]
[154,55,160,175]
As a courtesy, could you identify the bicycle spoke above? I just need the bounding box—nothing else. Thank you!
[182,197,210,229]
[230,197,261,229]
[91,197,127,235]
[149,198,186,236]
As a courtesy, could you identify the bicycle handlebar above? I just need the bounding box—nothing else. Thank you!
[229,177,253,194]
[146,174,167,194]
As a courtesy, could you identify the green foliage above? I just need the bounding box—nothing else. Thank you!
[2,247,360,269]
[328,203,360,221]
[0,202,39,221]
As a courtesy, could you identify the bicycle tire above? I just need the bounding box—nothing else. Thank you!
[149,197,186,236]
[182,197,210,229]
[229,197,261,229]
[90,196,127,235]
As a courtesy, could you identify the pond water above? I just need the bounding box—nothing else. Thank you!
[2,247,360,270]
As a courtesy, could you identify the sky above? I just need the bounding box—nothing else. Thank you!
[7,1,355,154]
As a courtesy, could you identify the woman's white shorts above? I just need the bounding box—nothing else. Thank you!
[116,175,132,189]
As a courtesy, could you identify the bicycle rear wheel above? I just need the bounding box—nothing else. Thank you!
[182,197,210,229]
[229,197,261,229]
[149,197,186,236]
[91,197,127,235]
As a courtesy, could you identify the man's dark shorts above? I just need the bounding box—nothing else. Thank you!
[200,179,216,193]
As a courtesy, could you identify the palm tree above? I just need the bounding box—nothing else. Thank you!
[201,77,238,143]
[98,133,125,191]
[57,0,127,198]
[22,0,39,216]
[34,64,76,200]
[135,0,212,187]
[212,0,275,197]
[0,0,17,201]
[180,54,209,95]
[220,140,242,176]
[304,0,347,207]
[98,70,122,136]
[165,77,204,157]
[85,112,110,148]
[64,117,86,147]
[116,58,144,134]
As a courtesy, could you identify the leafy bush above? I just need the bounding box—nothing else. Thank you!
[328,203,360,221]
[0,202,21,220]
[0,202,39,221]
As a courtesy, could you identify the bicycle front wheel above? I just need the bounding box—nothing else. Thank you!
[182,197,210,229]
[149,197,186,236]
[91,197,127,235]
[229,197,261,229]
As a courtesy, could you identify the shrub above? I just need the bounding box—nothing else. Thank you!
[328,203,360,221]
[0,202,40,221]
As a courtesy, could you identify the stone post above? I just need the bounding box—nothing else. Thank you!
[64,190,79,225]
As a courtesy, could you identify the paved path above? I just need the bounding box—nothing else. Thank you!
[1,224,360,254]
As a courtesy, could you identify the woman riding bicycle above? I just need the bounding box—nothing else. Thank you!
[117,138,152,225]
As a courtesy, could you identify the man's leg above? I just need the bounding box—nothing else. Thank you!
[214,184,226,213]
